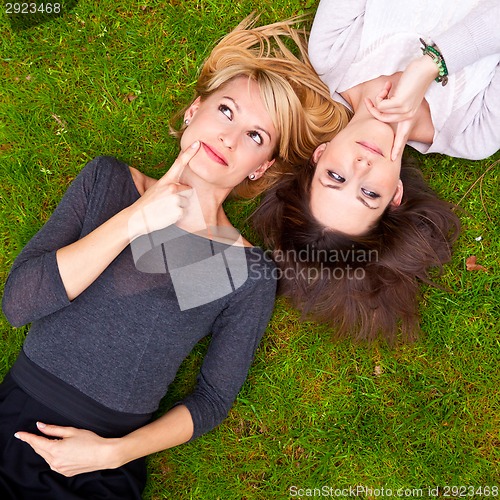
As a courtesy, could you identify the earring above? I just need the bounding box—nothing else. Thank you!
[184,119,189,125]
[249,173,256,180]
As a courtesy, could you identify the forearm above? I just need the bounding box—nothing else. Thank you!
[309,0,366,81]
[113,405,194,467]
[56,206,135,301]
[311,0,366,42]
[433,0,500,74]
[413,53,440,86]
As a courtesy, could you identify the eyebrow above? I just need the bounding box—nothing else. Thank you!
[319,179,378,210]
[223,96,272,142]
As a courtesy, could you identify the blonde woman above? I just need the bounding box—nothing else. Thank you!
[0,18,346,499]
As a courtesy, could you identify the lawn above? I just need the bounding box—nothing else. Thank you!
[0,1,498,499]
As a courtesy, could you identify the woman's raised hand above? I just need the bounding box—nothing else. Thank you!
[128,141,200,239]
[364,56,439,160]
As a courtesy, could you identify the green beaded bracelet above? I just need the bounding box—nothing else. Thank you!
[420,38,448,86]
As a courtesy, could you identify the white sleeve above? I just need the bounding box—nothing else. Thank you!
[433,0,500,75]
[308,0,367,94]
[431,63,500,159]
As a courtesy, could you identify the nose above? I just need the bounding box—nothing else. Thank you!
[354,156,371,169]
[219,130,237,149]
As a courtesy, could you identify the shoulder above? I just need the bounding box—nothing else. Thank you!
[213,246,276,318]
[81,155,148,193]
[129,166,157,195]
[245,246,275,267]
[244,246,277,291]
[219,245,277,301]
[72,156,142,212]
[83,155,129,176]
[77,156,131,189]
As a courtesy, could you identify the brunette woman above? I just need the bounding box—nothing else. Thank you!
[251,0,499,341]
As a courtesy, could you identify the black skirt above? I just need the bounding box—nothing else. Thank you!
[0,372,148,500]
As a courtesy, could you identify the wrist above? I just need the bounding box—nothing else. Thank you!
[110,431,150,467]
[419,53,441,81]
[105,437,129,469]
[122,204,147,241]
[419,38,448,86]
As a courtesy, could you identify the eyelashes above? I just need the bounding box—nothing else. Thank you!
[361,188,380,199]
[327,170,380,199]
[248,131,263,145]
[218,104,263,145]
[219,104,232,120]
[327,170,345,183]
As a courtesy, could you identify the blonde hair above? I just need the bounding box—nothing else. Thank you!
[170,15,350,198]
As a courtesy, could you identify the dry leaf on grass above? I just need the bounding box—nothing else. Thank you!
[466,255,487,272]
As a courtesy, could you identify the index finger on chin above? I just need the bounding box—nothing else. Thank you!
[162,141,200,185]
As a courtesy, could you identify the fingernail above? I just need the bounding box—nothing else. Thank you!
[191,141,199,149]
[14,433,20,439]
[36,421,46,429]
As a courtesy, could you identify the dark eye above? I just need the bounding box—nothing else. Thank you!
[219,104,232,120]
[327,170,345,183]
[248,131,263,145]
[361,188,380,199]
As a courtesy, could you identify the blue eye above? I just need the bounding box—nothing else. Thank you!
[219,104,232,120]
[361,188,380,199]
[249,131,263,145]
[327,170,345,183]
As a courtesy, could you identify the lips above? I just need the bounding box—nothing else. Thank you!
[201,142,228,166]
[357,141,384,156]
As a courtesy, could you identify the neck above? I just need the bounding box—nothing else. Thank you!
[178,187,229,233]
[175,169,234,235]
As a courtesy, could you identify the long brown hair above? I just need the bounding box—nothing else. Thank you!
[252,156,461,343]
[170,15,351,198]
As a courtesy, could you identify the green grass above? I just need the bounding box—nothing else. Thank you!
[1,1,499,499]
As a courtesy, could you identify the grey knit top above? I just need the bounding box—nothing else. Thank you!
[2,156,277,439]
